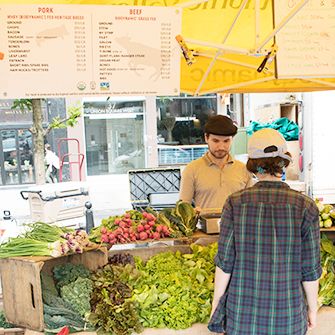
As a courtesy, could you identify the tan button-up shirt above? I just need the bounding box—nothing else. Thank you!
[179,153,253,210]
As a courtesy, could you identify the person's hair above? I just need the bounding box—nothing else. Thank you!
[246,153,291,176]
[45,143,51,150]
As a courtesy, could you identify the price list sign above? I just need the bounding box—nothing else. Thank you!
[0,5,181,98]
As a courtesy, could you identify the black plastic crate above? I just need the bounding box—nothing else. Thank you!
[128,167,181,210]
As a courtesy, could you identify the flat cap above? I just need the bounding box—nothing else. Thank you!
[204,115,237,136]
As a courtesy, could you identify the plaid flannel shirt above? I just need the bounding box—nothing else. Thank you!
[208,181,322,335]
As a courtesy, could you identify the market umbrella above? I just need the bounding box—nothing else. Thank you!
[2,0,335,95]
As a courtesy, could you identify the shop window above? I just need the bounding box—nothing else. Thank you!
[156,94,217,165]
[84,99,146,175]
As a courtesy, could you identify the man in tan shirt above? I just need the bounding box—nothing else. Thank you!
[179,115,253,211]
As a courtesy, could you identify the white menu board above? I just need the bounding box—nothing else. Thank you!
[274,0,335,78]
[0,4,181,98]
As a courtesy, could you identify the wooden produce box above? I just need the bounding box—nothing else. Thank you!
[25,322,213,335]
[0,328,25,335]
[109,244,193,261]
[0,247,108,332]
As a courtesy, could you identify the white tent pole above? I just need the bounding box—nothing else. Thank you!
[301,78,335,88]
[255,0,260,48]
[201,76,275,94]
[194,0,250,95]
[184,38,251,55]
[254,0,309,53]
[194,53,222,95]
[221,0,249,44]
[196,52,274,73]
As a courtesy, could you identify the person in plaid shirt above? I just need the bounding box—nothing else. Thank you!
[208,128,322,335]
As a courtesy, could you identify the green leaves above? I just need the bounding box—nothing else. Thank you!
[131,243,217,329]
[319,234,335,307]
[49,104,81,131]
[11,98,32,111]
[60,277,93,317]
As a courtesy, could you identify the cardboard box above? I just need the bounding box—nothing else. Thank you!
[286,140,300,180]
[0,247,108,331]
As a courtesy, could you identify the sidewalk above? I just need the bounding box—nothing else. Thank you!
[0,174,133,225]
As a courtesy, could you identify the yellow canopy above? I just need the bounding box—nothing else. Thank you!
[2,0,335,94]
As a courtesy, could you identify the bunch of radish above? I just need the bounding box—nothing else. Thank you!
[97,210,171,246]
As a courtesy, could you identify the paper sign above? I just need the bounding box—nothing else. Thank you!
[275,0,335,78]
[0,4,181,98]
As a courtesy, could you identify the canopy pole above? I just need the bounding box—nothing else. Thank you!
[184,38,250,55]
[196,52,274,74]
[302,78,335,88]
[254,0,309,53]
[194,0,249,95]
[255,0,260,48]
[201,76,276,94]
[221,0,249,44]
[198,53,260,68]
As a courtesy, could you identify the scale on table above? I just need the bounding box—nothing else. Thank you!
[198,208,222,234]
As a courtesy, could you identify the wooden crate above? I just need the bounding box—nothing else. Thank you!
[0,328,25,335]
[24,323,213,335]
[0,247,108,332]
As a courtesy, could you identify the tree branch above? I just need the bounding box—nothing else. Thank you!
[43,116,71,136]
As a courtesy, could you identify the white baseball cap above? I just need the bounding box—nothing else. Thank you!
[248,128,293,162]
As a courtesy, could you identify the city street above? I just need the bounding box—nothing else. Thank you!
[0,174,133,226]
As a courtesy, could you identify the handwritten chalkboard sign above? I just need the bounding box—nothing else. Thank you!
[274,0,335,78]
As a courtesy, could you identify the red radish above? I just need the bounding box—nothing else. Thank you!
[114,228,123,235]
[137,225,144,232]
[142,212,148,218]
[148,221,155,227]
[108,233,116,239]
[101,235,109,243]
[139,232,148,240]
[119,222,127,228]
[131,235,136,241]
[155,225,163,233]
[147,214,156,221]
[101,227,107,234]
[124,213,131,219]
[152,232,160,240]
[114,218,121,225]
[144,224,150,231]
[162,225,169,233]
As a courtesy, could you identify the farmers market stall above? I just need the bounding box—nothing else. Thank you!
[0,197,334,335]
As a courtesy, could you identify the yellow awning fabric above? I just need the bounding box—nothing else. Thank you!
[2,0,335,94]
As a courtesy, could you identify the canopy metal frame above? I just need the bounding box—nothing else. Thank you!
[176,0,311,95]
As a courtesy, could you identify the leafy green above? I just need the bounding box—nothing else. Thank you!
[162,201,198,237]
[0,311,14,328]
[130,243,217,329]
[53,263,91,289]
[60,277,93,317]
[318,234,335,307]
[89,264,143,335]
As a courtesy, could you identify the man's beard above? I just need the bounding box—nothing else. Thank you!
[209,148,228,160]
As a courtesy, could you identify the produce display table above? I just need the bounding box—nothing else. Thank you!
[24,323,212,335]
[108,230,219,251]
[21,307,335,335]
